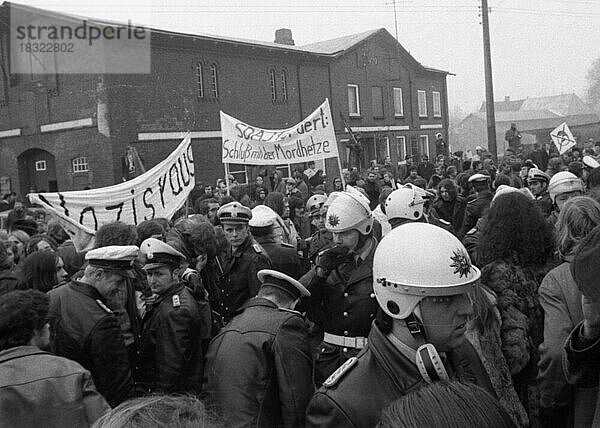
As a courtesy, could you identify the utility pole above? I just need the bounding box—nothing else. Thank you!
[481,0,497,161]
[392,0,399,40]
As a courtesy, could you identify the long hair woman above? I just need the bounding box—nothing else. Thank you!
[18,251,68,292]
[430,179,467,237]
[474,192,555,427]
[537,196,600,427]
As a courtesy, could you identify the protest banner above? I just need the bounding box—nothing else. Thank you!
[28,135,194,251]
[550,122,576,155]
[220,99,339,166]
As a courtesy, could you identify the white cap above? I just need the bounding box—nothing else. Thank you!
[249,205,278,228]
[468,173,490,183]
[583,155,600,169]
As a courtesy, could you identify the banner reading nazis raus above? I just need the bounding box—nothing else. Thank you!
[28,135,195,251]
[220,99,339,165]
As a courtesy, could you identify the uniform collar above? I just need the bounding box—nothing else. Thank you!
[237,297,278,314]
[0,345,49,363]
[352,237,376,265]
[154,282,184,304]
[70,280,104,301]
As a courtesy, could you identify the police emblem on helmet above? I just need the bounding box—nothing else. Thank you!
[449,249,472,278]
[328,214,340,227]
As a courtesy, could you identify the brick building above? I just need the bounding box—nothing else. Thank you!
[0,2,450,197]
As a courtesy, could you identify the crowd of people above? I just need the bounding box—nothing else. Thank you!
[1,141,600,427]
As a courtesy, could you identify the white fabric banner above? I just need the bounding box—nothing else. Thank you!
[28,135,195,251]
[220,99,339,165]
[550,122,577,155]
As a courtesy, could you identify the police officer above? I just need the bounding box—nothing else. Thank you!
[217,201,272,323]
[527,168,552,218]
[48,245,138,406]
[384,184,429,229]
[547,171,585,225]
[305,223,495,427]
[306,193,334,263]
[136,238,210,394]
[460,173,493,238]
[249,205,304,279]
[301,186,379,385]
[204,269,313,427]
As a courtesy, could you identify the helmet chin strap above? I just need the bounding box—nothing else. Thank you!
[405,306,450,384]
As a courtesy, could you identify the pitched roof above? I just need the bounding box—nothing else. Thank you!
[480,93,595,116]
[300,29,381,54]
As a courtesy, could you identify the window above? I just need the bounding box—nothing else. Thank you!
[210,63,219,98]
[275,164,291,178]
[196,62,204,98]
[393,87,404,117]
[228,164,247,184]
[418,90,427,117]
[281,70,288,102]
[269,69,277,102]
[72,157,89,173]
[419,135,429,157]
[371,86,384,118]
[396,135,406,160]
[433,91,442,117]
[35,160,47,171]
[375,136,390,162]
[347,84,360,116]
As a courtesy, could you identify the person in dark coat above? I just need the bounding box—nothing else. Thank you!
[203,269,313,428]
[430,179,467,237]
[363,171,381,211]
[417,155,436,182]
[460,173,493,238]
[217,202,272,323]
[135,238,210,395]
[301,188,379,385]
[527,168,553,218]
[249,205,304,279]
[48,245,138,407]
[305,224,495,427]
[0,290,109,427]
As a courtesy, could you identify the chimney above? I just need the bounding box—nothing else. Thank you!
[505,96,510,102]
[274,28,295,46]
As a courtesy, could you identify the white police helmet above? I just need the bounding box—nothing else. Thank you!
[373,223,480,319]
[548,171,584,203]
[325,186,373,235]
[384,184,427,222]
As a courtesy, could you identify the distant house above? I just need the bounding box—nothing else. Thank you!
[455,94,600,154]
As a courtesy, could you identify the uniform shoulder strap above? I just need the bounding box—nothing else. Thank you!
[323,357,358,388]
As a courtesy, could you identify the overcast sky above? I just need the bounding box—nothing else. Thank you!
[14,0,600,116]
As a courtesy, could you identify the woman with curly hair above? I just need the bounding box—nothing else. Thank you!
[475,192,555,427]
[536,196,600,427]
[18,251,68,292]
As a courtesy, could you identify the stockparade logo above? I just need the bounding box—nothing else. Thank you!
[10,6,151,74]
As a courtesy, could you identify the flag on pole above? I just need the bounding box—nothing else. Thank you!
[550,123,576,155]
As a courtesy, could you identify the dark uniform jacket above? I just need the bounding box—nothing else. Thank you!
[136,283,209,395]
[257,238,305,279]
[535,191,553,218]
[460,189,493,238]
[48,280,134,407]
[219,235,272,322]
[203,298,313,428]
[305,323,495,428]
[0,345,110,428]
[301,238,379,383]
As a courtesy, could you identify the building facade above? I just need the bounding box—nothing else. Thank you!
[0,3,450,197]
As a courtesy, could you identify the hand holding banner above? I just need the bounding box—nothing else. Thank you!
[220,99,338,165]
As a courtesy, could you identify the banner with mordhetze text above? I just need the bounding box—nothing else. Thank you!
[220,99,339,165]
[28,135,194,252]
